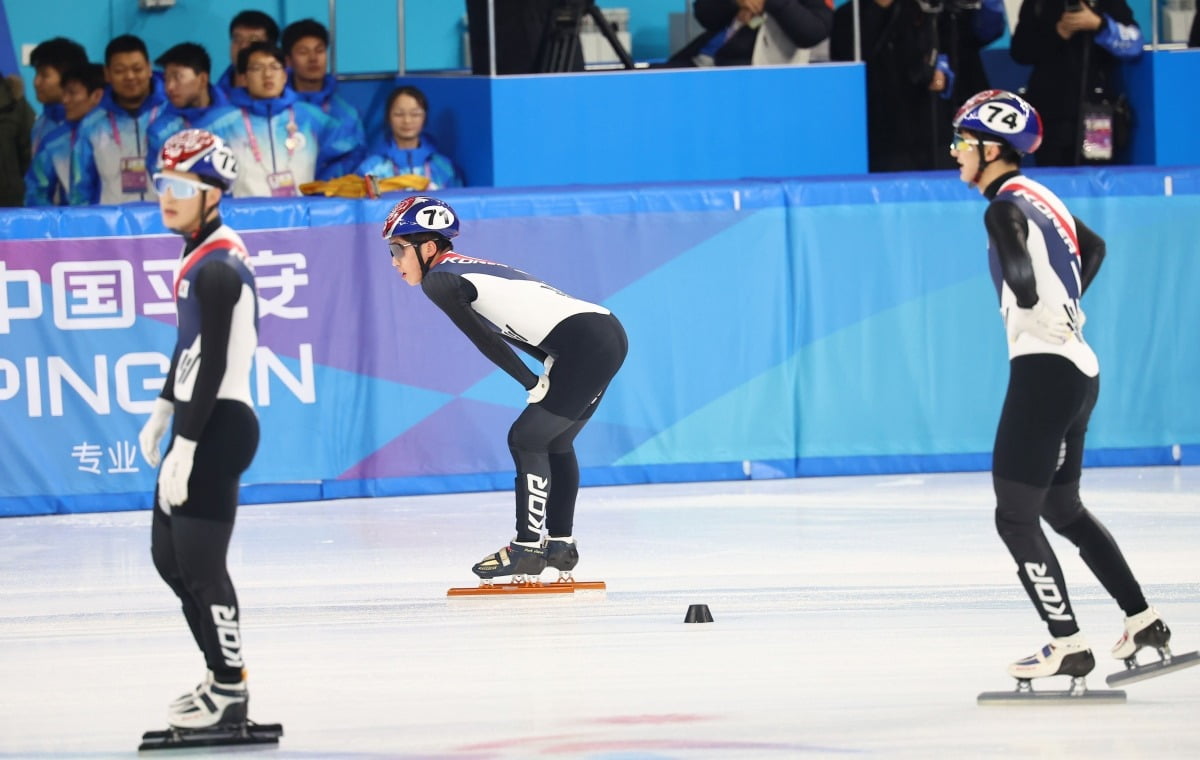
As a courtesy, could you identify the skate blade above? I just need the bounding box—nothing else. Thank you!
[977,687,1125,705]
[138,721,283,751]
[446,579,606,597]
[1106,649,1200,687]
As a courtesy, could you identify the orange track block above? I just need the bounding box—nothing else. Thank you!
[447,579,607,597]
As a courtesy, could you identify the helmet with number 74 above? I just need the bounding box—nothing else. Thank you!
[953,90,1043,155]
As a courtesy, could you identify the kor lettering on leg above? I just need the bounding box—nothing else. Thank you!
[210,604,245,668]
[1023,562,1073,622]
[526,474,548,535]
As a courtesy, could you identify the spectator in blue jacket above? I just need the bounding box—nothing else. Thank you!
[354,85,463,190]
[282,17,365,171]
[148,43,234,171]
[216,9,280,95]
[72,35,167,204]
[206,42,359,197]
[28,37,89,154]
[24,63,104,206]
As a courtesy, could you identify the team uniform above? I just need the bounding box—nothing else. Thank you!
[72,77,168,204]
[985,172,1149,654]
[421,252,628,563]
[954,91,1190,697]
[149,214,259,723]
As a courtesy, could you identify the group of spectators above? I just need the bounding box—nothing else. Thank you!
[0,0,1157,207]
[669,0,1143,172]
[2,10,463,208]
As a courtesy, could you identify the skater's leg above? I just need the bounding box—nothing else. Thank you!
[171,513,243,683]
[545,419,586,538]
[151,505,206,653]
[508,404,576,542]
[1044,484,1148,617]
[995,477,1080,637]
[993,356,1091,638]
[1041,376,1149,617]
[168,402,258,685]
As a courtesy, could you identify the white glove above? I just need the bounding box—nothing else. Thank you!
[158,437,198,510]
[526,374,550,404]
[543,355,555,375]
[138,397,173,468]
[1004,302,1074,345]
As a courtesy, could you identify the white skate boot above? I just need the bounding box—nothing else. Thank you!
[1007,632,1095,681]
[978,633,1125,703]
[1107,606,1200,686]
[168,678,248,729]
[170,670,213,710]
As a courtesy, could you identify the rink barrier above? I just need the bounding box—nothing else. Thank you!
[1,166,1198,515]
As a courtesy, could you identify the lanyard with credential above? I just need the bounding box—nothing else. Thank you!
[108,106,159,152]
[241,107,298,168]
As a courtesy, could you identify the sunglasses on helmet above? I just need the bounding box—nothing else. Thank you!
[152,173,211,199]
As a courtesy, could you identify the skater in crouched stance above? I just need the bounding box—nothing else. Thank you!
[951,91,1173,685]
[139,129,259,728]
[383,196,627,581]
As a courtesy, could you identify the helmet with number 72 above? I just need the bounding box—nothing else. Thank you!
[159,129,239,189]
[380,196,460,240]
[952,90,1043,155]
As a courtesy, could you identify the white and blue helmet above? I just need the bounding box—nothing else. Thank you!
[953,89,1043,155]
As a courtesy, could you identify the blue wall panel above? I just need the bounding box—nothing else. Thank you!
[2,165,1197,516]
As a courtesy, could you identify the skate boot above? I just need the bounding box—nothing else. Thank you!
[1107,606,1200,686]
[1111,606,1170,661]
[1007,632,1095,681]
[544,536,579,582]
[471,540,547,583]
[168,678,248,730]
[170,670,213,710]
[978,634,1125,703]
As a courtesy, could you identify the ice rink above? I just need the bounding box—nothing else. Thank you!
[2,466,1198,759]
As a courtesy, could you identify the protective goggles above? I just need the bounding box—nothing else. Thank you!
[950,132,1002,153]
[152,173,211,199]
[388,240,417,259]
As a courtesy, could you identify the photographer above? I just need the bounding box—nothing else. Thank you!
[1010,0,1142,166]
[832,0,1006,172]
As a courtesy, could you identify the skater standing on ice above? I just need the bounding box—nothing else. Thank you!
[382,196,627,583]
[139,129,260,728]
[951,90,1177,687]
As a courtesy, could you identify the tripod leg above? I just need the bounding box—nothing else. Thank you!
[585,5,634,69]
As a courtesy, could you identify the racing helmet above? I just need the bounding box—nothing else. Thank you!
[159,129,239,189]
[952,89,1043,155]
[381,196,460,240]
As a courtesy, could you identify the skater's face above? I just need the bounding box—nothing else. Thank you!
[389,236,429,286]
[950,130,1002,189]
[156,170,221,234]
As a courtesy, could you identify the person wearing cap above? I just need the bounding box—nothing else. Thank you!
[139,128,260,730]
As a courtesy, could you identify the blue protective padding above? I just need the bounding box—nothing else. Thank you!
[3,165,1199,516]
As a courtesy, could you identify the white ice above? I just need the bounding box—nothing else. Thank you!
[1,466,1198,759]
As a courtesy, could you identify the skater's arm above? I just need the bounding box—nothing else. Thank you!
[422,271,541,390]
[175,262,243,440]
[1073,216,1106,295]
[985,200,1039,308]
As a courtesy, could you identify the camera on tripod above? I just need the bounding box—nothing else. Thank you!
[537,0,635,73]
